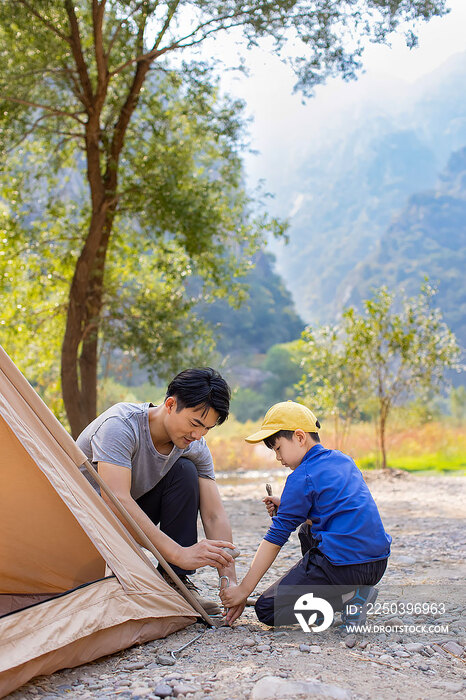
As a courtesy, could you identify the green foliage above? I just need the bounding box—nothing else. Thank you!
[298,324,366,449]
[358,453,466,474]
[0,66,281,415]
[0,0,449,430]
[299,285,461,466]
[230,387,268,423]
[345,285,460,467]
[228,341,304,421]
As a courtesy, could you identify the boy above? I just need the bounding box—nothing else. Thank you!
[220,401,391,627]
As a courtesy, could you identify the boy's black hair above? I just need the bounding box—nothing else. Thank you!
[264,423,321,449]
[165,368,231,425]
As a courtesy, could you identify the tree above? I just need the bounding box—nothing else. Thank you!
[298,324,366,450]
[343,285,460,468]
[0,1,447,436]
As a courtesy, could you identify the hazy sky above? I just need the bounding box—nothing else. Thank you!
[202,0,466,192]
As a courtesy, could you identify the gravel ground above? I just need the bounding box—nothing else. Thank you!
[7,470,466,700]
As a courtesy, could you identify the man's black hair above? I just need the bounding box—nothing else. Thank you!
[263,423,321,449]
[165,368,231,425]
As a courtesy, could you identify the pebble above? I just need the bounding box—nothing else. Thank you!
[251,676,351,700]
[173,683,199,696]
[242,637,256,647]
[405,643,424,653]
[442,641,464,656]
[123,662,146,671]
[155,654,176,666]
[344,635,357,648]
[299,644,311,653]
[309,645,322,653]
[394,650,410,658]
[152,683,172,698]
[395,556,416,565]
[431,643,451,658]
[385,617,404,627]
[256,644,271,652]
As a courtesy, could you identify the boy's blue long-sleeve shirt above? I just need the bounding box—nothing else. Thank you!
[264,444,391,565]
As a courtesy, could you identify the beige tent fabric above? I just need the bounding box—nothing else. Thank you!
[0,578,195,698]
[0,346,199,698]
[0,346,181,593]
[0,415,105,593]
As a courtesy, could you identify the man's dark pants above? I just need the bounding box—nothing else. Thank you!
[255,524,388,626]
[136,457,199,576]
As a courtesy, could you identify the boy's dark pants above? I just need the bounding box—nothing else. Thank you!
[136,457,199,577]
[255,524,388,626]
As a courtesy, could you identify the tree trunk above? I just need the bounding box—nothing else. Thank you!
[379,401,390,470]
[60,28,150,436]
[61,203,111,438]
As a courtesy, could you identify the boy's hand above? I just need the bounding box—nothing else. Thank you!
[224,602,246,625]
[263,496,280,517]
[220,582,248,609]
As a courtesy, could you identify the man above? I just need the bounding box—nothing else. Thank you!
[77,367,237,614]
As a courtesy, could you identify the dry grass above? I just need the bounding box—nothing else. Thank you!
[207,417,466,473]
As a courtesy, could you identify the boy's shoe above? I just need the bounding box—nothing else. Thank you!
[340,586,378,629]
[160,571,222,616]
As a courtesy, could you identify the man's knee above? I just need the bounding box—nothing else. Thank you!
[255,594,275,627]
[170,457,199,491]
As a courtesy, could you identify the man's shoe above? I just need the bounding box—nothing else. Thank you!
[341,586,378,629]
[160,570,222,616]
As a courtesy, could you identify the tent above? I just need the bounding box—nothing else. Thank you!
[0,346,205,698]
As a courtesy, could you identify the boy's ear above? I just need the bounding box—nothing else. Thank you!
[294,429,307,444]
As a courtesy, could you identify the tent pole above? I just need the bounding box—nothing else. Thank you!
[82,460,215,627]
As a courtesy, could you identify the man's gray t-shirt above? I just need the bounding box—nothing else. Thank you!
[76,402,215,499]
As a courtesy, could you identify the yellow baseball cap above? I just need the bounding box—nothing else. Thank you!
[245,401,320,443]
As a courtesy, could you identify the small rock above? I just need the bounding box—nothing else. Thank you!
[299,644,311,653]
[395,556,416,565]
[418,663,430,671]
[251,676,351,699]
[394,650,410,658]
[153,683,173,698]
[256,644,271,652]
[309,645,322,653]
[123,662,146,671]
[242,637,256,647]
[378,654,392,662]
[442,641,464,656]
[385,617,404,627]
[344,635,357,648]
[155,654,176,666]
[172,683,199,696]
[273,631,289,639]
[431,643,450,658]
[405,643,424,653]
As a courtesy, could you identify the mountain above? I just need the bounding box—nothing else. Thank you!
[267,52,466,330]
[345,147,466,348]
[198,250,305,355]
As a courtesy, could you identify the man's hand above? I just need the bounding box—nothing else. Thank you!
[175,539,235,571]
[263,495,280,517]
